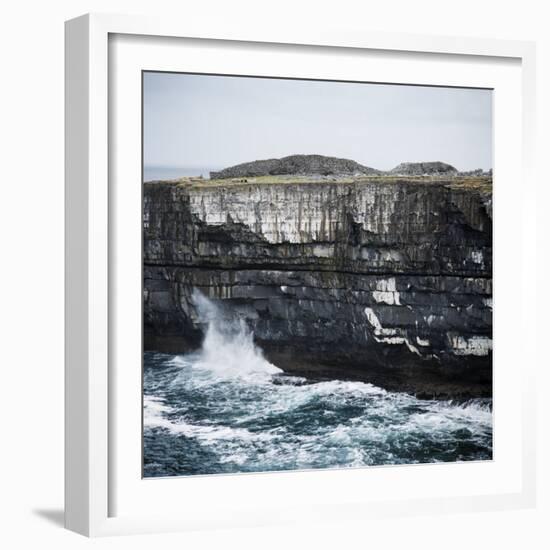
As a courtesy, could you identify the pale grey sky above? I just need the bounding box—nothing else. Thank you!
[143,72,492,172]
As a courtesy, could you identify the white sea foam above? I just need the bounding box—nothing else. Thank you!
[143,294,492,475]
[143,395,175,430]
[144,364,493,472]
[154,418,276,443]
[143,395,174,417]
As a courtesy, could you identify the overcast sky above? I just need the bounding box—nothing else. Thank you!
[143,72,492,172]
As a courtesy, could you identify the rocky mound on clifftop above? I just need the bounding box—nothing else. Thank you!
[210,154,380,179]
[390,161,458,176]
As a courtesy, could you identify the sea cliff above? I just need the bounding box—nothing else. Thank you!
[143,175,492,398]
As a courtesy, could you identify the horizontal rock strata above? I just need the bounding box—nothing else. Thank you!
[144,177,493,398]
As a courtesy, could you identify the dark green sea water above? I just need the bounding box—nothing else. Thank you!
[143,299,492,477]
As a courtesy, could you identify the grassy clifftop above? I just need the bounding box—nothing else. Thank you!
[147,174,492,193]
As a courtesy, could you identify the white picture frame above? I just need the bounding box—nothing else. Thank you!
[65,13,537,537]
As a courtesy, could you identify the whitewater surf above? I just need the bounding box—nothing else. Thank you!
[143,293,493,477]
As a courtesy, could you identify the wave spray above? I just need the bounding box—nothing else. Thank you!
[143,291,493,476]
[190,290,282,380]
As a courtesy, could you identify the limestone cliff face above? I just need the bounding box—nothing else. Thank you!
[144,178,492,398]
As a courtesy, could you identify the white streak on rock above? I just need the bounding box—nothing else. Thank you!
[447,334,492,356]
[404,340,421,356]
[376,277,396,292]
[373,277,401,305]
[364,307,382,331]
[373,290,401,305]
[471,250,484,265]
[377,327,398,336]
[374,335,421,356]
[365,307,420,355]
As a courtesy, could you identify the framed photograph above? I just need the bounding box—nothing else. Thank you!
[65,13,537,536]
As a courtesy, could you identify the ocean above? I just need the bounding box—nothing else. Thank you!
[143,294,493,477]
[143,165,220,182]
